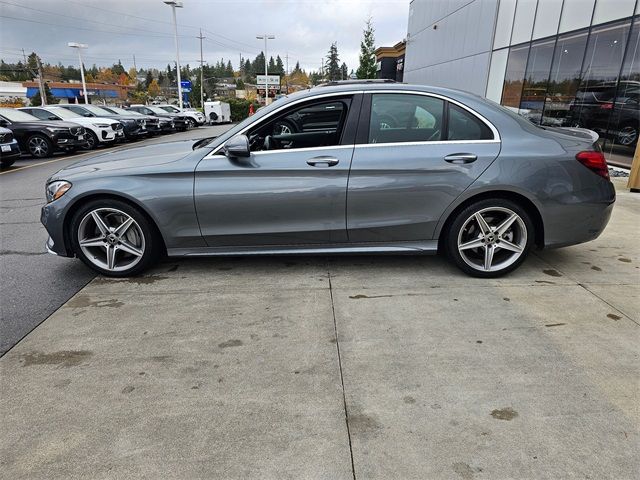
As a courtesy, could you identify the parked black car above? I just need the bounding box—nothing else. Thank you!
[0,108,88,158]
[127,105,188,132]
[0,126,21,167]
[57,104,156,140]
[566,81,639,147]
[99,106,163,136]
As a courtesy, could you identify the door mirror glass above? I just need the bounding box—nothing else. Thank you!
[0,119,7,127]
[49,116,59,121]
[224,135,250,157]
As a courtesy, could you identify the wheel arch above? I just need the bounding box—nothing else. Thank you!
[62,192,167,256]
[436,189,545,251]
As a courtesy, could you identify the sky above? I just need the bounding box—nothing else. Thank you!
[0,0,410,74]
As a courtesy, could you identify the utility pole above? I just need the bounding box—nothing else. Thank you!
[36,56,46,106]
[284,52,289,94]
[68,43,88,104]
[197,29,205,108]
[132,54,137,85]
[256,34,275,105]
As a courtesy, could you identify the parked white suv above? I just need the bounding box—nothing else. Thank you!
[156,105,205,127]
[20,106,125,149]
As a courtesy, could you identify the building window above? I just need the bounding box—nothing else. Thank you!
[519,37,556,123]
[603,17,639,164]
[541,29,590,126]
[501,44,530,109]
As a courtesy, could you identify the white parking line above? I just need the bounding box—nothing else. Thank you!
[0,152,95,176]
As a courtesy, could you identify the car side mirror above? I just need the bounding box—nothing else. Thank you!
[223,135,250,158]
[0,119,7,127]
[48,116,59,121]
[84,113,94,117]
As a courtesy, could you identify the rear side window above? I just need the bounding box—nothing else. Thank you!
[369,94,444,143]
[25,109,50,120]
[447,104,494,141]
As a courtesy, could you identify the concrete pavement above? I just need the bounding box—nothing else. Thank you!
[0,178,638,479]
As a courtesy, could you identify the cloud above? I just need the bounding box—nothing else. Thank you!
[0,0,409,73]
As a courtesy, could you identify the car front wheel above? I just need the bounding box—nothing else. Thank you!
[70,199,161,277]
[27,134,53,158]
[82,130,99,150]
[445,199,534,278]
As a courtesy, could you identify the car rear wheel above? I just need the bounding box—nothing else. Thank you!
[186,118,196,129]
[27,134,53,158]
[70,199,161,277]
[617,123,638,147]
[445,199,534,278]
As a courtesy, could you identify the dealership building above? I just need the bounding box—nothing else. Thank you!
[404,0,640,165]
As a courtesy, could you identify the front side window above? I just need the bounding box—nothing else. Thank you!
[0,109,40,122]
[25,109,55,120]
[368,93,444,143]
[248,98,350,151]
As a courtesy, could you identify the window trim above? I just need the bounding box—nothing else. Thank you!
[359,90,500,146]
[206,89,500,158]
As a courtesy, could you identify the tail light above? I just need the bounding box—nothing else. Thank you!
[576,151,609,179]
[599,102,614,110]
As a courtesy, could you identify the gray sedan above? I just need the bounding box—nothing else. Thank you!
[41,82,615,277]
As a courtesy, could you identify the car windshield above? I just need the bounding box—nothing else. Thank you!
[0,108,40,122]
[83,105,113,116]
[159,106,179,113]
[49,108,81,119]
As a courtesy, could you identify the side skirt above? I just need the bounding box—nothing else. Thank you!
[167,241,439,257]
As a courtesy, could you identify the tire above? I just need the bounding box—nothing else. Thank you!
[616,122,638,147]
[1,158,16,168]
[26,134,53,158]
[445,198,534,278]
[273,119,297,135]
[186,118,196,129]
[82,130,99,150]
[69,198,162,277]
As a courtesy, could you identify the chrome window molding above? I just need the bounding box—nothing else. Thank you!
[206,88,501,158]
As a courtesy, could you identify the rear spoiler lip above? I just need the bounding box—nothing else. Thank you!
[542,126,600,143]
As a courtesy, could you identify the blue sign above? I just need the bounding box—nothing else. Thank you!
[180,80,192,93]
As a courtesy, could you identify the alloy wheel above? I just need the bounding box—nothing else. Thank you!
[617,125,637,146]
[457,207,527,273]
[28,136,49,157]
[77,208,146,272]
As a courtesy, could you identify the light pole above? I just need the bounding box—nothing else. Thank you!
[256,34,275,105]
[68,42,88,104]
[164,0,184,109]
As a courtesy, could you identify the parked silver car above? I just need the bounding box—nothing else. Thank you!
[41,82,615,277]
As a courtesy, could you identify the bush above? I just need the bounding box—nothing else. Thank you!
[223,97,260,122]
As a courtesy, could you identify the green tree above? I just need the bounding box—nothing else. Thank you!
[356,18,376,79]
[30,82,56,106]
[340,62,348,80]
[325,42,341,81]
[275,55,285,75]
[112,60,125,76]
[268,56,276,74]
[144,71,153,88]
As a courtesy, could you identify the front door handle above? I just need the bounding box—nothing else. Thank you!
[444,153,477,164]
[307,156,339,167]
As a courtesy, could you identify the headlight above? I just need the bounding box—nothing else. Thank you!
[95,123,110,128]
[46,127,68,133]
[46,180,72,203]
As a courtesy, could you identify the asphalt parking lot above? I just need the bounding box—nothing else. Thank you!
[0,167,638,477]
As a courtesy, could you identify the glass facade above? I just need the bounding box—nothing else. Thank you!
[499,15,640,166]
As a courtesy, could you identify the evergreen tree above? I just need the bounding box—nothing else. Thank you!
[325,42,341,81]
[356,18,376,79]
[293,61,301,74]
[268,56,276,74]
[226,60,234,77]
[112,60,125,76]
[145,71,153,89]
[275,55,285,75]
[340,62,348,80]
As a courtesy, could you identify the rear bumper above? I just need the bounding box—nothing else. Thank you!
[0,141,21,159]
[543,181,616,249]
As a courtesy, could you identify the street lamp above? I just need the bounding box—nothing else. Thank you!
[256,34,275,105]
[163,0,184,109]
[67,42,88,104]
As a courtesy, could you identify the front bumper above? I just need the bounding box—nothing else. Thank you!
[0,141,21,159]
[52,133,88,149]
[41,200,73,257]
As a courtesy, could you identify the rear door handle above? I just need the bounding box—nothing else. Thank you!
[307,156,339,167]
[444,153,477,164]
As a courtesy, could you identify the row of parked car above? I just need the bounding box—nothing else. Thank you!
[0,104,206,167]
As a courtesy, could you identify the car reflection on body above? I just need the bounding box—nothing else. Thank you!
[41,81,615,278]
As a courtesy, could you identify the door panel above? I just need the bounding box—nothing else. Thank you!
[347,142,500,242]
[194,146,353,247]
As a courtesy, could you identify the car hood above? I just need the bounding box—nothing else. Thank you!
[50,139,204,181]
[9,120,82,129]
